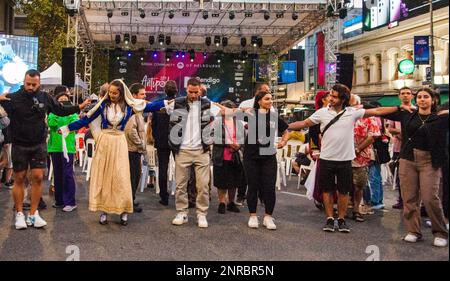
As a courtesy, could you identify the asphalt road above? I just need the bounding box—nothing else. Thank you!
[0,167,448,261]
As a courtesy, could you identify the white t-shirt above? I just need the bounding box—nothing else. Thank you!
[308,106,365,161]
[165,100,213,150]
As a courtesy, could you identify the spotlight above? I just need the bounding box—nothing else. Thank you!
[240,37,247,47]
[165,35,171,45]
[229,11,235,20]
[182,12,190,17]
[189,49,195,62]
[115,34,121,44]
[175,51,180,58]
[245,11,252,18]
[131,35,137,45]
[149,35,155,45]
[203,52,207,59]
[139,9,145,19]
[124,33,130,44]
[158,34,164,45]
[251,36,258,47]
[151,12,159,17]
[140,57,144,61]
[222,37,228,47]
[215,50,222,63]
[339,8,347,19]
[257,37,263,47]
[212,12,220,18]
[326,5,334,17]
[205,37,211,46]
[127,51,132,58]
[214,36,220,47]
[168,10,174,19]
[152,51,158,58]
[107,10,113,18]
[181,51,185,58]
[292,12,298,21]
[276,12,284,18]
[264,11,270,20]
[202,11,208,20]
[165,50,172,62]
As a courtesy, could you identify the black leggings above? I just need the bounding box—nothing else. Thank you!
[244,156,277,215]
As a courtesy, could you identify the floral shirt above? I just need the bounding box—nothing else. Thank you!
[352,117,381,167]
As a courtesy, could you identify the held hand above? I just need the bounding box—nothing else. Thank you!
[57,129,62,135]
[229,143,241,151]
[79,99,92,110]
[0,93,11,102]
[277,139,287,149]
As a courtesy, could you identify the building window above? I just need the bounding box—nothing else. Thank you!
[376,54,382,82]
[363,56,370,84]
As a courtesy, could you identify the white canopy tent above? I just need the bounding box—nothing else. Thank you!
[40,62,88,90]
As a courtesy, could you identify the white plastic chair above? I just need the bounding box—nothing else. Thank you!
[284,140,303,177]
[75,133,85,167]
[297,158,315,189]
[146,147,159,194]
[276,148,286,190]
[84,139,95,181]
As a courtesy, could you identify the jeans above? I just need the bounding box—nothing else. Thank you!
[367,161,383,206]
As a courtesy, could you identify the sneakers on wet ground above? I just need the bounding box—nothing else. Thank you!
[26,210,47,228]
[172,213,188,225]
[263,216,277,230]
[337,218,350,233]
[15,212,27,230]
[226,202,240,213]
[248,216,259,229]
[197,214,208,228]
[62,205,77,212]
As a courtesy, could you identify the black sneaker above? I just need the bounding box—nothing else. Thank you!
[52,203,64,208]
[218,203,226,214]
[323,218,335,232]
[133,206,143,213]
[227,202,240,213]
[337,218,350,233]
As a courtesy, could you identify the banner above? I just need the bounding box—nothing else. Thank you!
[414,36,430,65]
[109,51,253,104]
[316,32,325,87]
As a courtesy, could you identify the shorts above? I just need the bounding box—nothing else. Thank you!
[352,166,368,187]
[11,143,47,172]
[318,159,352,195]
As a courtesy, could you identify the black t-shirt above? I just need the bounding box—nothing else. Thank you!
[244,111,289,159]
[385,110,446,164]
[406,113,431,151]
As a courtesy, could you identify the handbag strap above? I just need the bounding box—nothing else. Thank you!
[321,109,346,136]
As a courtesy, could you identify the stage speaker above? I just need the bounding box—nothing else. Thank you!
[336,53,354,90]
[62,47,76,87]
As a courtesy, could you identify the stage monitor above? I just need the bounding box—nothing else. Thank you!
[0,34,38,93]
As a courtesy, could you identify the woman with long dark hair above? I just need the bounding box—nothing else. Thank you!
[244,90,289,230]
[386,87,448,247]
[59,79,164,225]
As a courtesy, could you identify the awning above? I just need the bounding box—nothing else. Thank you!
[376,96,400,107]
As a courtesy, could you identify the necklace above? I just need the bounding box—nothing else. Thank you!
[418,114,430,125]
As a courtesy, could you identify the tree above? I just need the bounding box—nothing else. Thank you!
[15,0,67,71]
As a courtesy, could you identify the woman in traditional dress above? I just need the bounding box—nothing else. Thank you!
[59,79,164,225]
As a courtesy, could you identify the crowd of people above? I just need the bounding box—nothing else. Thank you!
[0,69,448,248]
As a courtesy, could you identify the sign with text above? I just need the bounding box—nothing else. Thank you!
[414,36,430,65]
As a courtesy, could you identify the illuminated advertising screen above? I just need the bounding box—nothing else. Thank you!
[109,50,253,104]
[279,61,297,84]
[342,0,364,39]
[363,0,448,31]
[0,34,38,93]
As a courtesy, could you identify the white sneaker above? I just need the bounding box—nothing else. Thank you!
[62,205,77,212]
[172,213,188,225]
[433,237,448,247]
[248,216,259,229]
[27,210,47,228]
[15,212,27,230]
[197,214,208,228]
[263,216,277,230]
[403,233,420,243]
[425,219,432,228]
